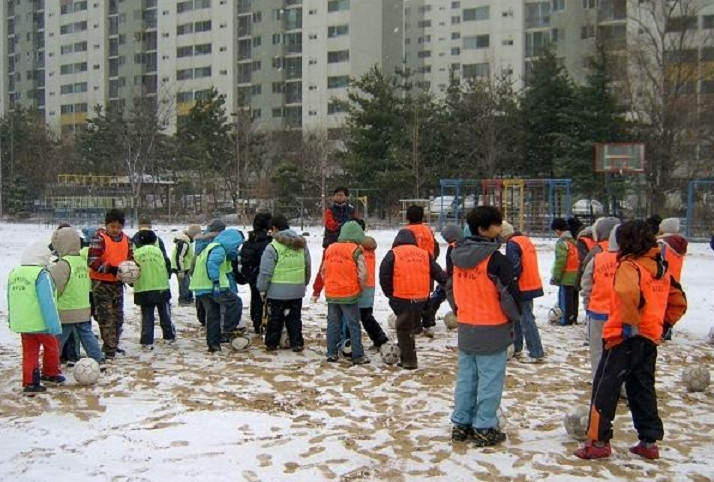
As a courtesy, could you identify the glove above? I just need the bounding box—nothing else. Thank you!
[622,324,639,339]
[212,283,222,297]
[310,295,319,304]
[549,278,558,286]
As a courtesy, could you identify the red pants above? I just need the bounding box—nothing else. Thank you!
[21,333,60,386]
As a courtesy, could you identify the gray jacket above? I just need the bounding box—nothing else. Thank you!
[49,227,91,324]
[257,229,311,300]
[580,224,620,313]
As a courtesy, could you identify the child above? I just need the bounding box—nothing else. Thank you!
[171,224,201,306]
[574,220,687,460]
[7,242,63,394]
[380,229,446,369]
[550,217,579,325]
[88,209,132,359]
[191,219,226,326]
[257,215,311,351]
[322,220,369,365]
[239,212,273,334]
[131,215,170,271]
[133,230,176,349]
[49,228,106,370]
[657,218,688,340]
[502,221,545,363]
[422,223,463,326]
[447,206,521,447]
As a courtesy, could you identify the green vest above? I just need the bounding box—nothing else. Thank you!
[7,266,55,333]
[133,245,170,293]
[80,246,89,260]
[57,255,91,311]
[271,241,306,285]
[189,243,230,291]
[170,240,194,272]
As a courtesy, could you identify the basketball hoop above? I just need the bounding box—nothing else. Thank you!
[594,143,645,174]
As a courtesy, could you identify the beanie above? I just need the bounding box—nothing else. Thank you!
[441,223,464,243]
[658,217,680,234]
[206,219,227,233]
[184,224,202,239]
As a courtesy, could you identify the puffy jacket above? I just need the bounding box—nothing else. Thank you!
[257,229,311,300]
[239,229,272,285]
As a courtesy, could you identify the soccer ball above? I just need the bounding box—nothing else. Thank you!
[443,311,458,330]
[548,305,563,324]
[564,406,590,441]
[117,260,141,283]
[279,329,291,349]
[73,358,101,386]
[682,367,711,393]
[338,339,352,359]
[387,313,397,330]
[495,407,507,430]
[230,335,251,351]
[506,344,515,360]
[380,342,400,365]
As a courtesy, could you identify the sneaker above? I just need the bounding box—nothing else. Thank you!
[326,355,339,363]
[629,441,659,460]
[141,344,154,351]
[23,384,47,395]
[291,345,304,353]
[116,347,126,355]
[265,346,279,352]
[368,344,381,352]
[65,360,77,368]
[352,356,370,365]
[397,362,418,370]
[40,375,66,385]
[472,428,507,447]
[208,345,221,353]
[452,424,474,442]
[519,356,545,364]
[423,327,435,338]
[574,440,612,459]
[164,339,176,346]
[104,352,116,360]
[98,362,107,373]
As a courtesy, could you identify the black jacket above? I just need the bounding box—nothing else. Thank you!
[238,230,272,285]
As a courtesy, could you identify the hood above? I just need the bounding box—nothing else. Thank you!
[607,224,621,252]
[594,217,620,242]
[273,229,306,249]
[338,220,365,243]
[215,229,244,259]
[559,231,575,241]
[362,236,377,251]
[577,226,594,240]
[51,227,81,256]
[21,242,52,267]
[441,223,464,244]
[173,232,191,244]
[451,237,500,269]
[658,233,688,256]
[623,247,667,280]
[392,229,417,248]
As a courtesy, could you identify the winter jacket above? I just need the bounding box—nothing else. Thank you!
[49,227,91,324]
[551,232,579,286]
[88,229,132,282]
[257,229,311,300]
[133,244,172,306]
[193,229,244,297]
[320,221,367,303]
[171,233,192,273]
[505,232,544,301]
[580,225,620,315]
[239,229,272,285]
[131,229,171,274]
[323,202,356,248]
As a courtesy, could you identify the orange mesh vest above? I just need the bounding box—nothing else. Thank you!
[564,240,580,273]
[405,224,436,259]
[604,260,670,343]
[392,245,430,299]
[661,245,683,281]
[588,251,618,315]
[363,248,376,288]
[453,254,508,326]
[90,231,130,282]
[581,237,597,252]
[511,235,542,292]
[323,242,361,299]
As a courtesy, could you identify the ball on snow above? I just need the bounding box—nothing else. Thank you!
[443,311,458,330]
[564,406,590,441]
[73,358,101,386]
[380,342,400,365]
[681,367,710,393]
[117,260,141,283]
[548,305,563,324]
[230,335,251,351]
[338,339,352,359]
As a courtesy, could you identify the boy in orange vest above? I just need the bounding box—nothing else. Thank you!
[447,206,521,447]
[574,220,687,460]
[379,229,446,369]
[550,217,579,325]
[502,221,544,363]
[656,217,687,340]
[322,220,369,365]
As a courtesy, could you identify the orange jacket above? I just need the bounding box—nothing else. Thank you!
[363,247,376,288]
[509,235,543,294]
[322,242,361,301]
[392,244,431,300]
[587,251,618,317]
[89,231,130,282]
[405,223,437,259]
[453,254,508,326]
[603,248,687,348]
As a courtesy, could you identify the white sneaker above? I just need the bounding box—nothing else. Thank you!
[519,355,544,364]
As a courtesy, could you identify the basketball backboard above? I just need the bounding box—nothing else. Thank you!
[594,143,645,173]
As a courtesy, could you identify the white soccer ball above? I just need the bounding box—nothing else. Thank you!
[230,335,251,351]
[506,344,515,360]
[496,407,507,430]
[380,342,400,365]
[387,313,397,330]
[443,311,458,330]
[279,329,291,349]
[117,260,141,283]
[682,367,711,393]
[548,305,563,324]
[338,339,352,359]
[564,406,590,440]
[73,358,101,386]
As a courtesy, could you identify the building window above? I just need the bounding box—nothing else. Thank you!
[463,35,489,49]
[195,20,211,32]
[177,45,193,57]
[463,63,489,78]
[525,2,550,28]
[327,101,347,114]
[327,49,349,63]
[272,108,282,118]
[418,50,431,58]
[703,15,714,29]
[582,0,597,8]
[580,25,596,39]
[194,43,212,55]
[451,32,460,40]
[327,24,349,37]
[417,20,432,28]
[177,68,193,80]
[463,6,489,21]
[552,0,565,12]
[526,30,551,57]
[451,1,460,8]
[177,23,193,35]
[327,75,350,88]
[327,0,349,13]
[451,47,460,55]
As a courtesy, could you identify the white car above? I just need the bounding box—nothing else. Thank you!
[429,195,476,215]
[572,199,604,216]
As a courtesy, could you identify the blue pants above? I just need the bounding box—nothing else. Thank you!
[177,272,193,303]
[558,285,578,325]
[513,300,544,358]
[59,320,104,363]
[327,303,363,360]
[451,349,507,429]
[140,302,175,346]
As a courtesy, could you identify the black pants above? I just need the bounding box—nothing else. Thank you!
[265,298,304,349]
[358,307,389,347]
[249,283,265,333]
[560,285,579,325]
[390,300,423,367]
[588,337,663,443]
[422,285,447,328]
[196,298,206,326]
[140,302,175,346]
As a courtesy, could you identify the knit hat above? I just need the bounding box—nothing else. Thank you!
[500,221,515,239]
[206,219,226,233]
[658,217,680,234]
[135,229,157,247]
[184,224,202,239]
[441,223,464,243]
[138,215,152,229]
[593,217,620,242]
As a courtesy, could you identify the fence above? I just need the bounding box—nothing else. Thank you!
[685,179,714,240]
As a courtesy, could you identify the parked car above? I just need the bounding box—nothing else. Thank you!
[429,195,476,215]
[572,199,604,217]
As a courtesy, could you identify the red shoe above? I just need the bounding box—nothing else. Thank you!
[574,440,612,459]
[629,441,659,460]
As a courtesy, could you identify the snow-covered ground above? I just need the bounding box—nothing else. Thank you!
[0,222,712,482]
